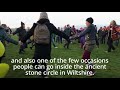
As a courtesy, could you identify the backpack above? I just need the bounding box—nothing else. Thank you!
[34,23,50,44]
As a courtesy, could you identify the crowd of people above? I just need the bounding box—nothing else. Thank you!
[0,12,120,78]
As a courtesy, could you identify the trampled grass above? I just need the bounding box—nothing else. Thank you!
[2,35,120,78]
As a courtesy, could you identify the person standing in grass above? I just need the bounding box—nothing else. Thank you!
[107,20,119,52]
[79,27,85,48]
[98,27,102,44]
[13,22,27,54]
[0,24,19,63]
[51,34,58,48]
[76,17,98,76]
[21,12,70,78]
[63,24,71,49]
[56,27,61,43]
[101,28,107,44]
[59,27,63,44]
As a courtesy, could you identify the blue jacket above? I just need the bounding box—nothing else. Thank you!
[0,27,18,45]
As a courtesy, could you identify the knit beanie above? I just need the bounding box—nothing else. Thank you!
[86,17,94,24]
[39,12,48,20]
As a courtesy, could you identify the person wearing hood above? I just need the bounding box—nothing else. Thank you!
[21,12,70,78]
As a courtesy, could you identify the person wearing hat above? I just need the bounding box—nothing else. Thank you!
[21,12,70,78]
[77,17,98,76]
[13,22,27,54]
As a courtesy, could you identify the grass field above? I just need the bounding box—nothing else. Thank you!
[2,35,120,78]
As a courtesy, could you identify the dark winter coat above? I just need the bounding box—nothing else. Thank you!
[13,27,26,41]
[79,24,98,45]
[21,19,70,60]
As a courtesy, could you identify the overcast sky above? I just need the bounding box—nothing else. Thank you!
[0,12,120,29]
